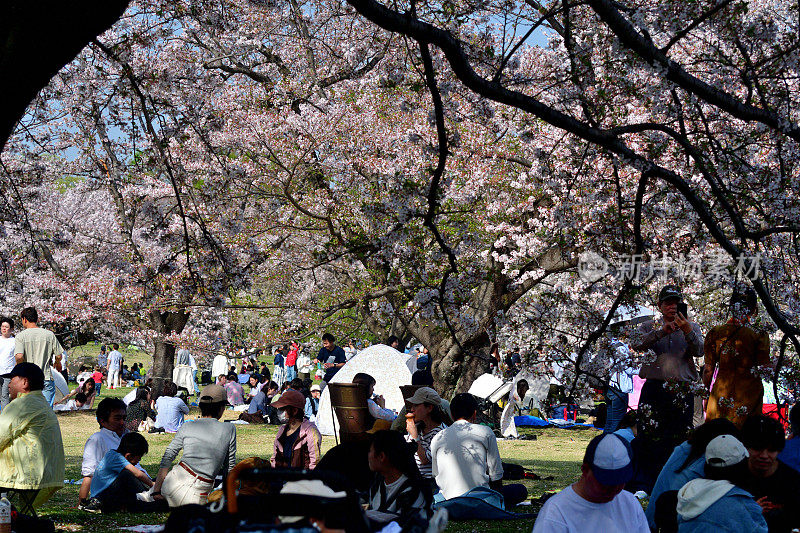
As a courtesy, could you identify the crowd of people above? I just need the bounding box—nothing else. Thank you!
[1,291,800,532]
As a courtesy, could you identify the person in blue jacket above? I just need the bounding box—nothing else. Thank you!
[676,434,767,533]
[645,418,740,529]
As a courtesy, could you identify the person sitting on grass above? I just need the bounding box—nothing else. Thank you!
[677,434,767,532]
[224,371,245,406]
[153,381,189,433]
[532,432,649,532]
[79,397,128,510]
[0,363,65,509]
[353,372,397,424]
[431,393,526,507]
[271,389,322,469]
[125,387,156,432]
[404,387,447,486]
[81,433,168,514]
[152,384,237,507]
[366,430,432,530]
[56,377,97,410]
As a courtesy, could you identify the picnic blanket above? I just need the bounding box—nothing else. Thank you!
[432,487,534,520]
[513,415,596,429]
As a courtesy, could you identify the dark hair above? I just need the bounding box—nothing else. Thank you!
[75,392,88,404]
[227,372,238,381]
[289,378,304,391]
[302,378,313,389]
[96,398,127,425]
[100,344,107,352]
[677,418,740,472]
[267,380,279,391]
[112,343,119,350]
[705,458,750,487]
[353,373,376,388]
[118,432,148,457]
[134,386,151,403]
[20,307,38,324]
[742,415,785,452]
[516,380,529,395]
[322,333,335,343]
[731,286,758,316]
[387,335,399,346]
[282,405,304,421]
[82,379,96,394]
[199,400,226,417]
[450,393,478,421]
[412,370,434,386]
[0,317,13,329]
[163,381,178,397]
[370,430,423,481]
[618,411,637,430]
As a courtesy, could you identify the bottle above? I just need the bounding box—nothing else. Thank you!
[0,492,11,533]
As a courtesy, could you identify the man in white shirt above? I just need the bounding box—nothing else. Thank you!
[352,373,397,422]
[106,343,123,389]
[0,317,16,408]
[431,393,527,507]
[531,432,649,532]
[79,397,128,509]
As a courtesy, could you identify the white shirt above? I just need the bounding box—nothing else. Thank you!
[122,388,137,405]
[531,485,649,533]
[212,355,229,378]
[431,419,504,499]
[107,350,123,370]
[0,336,15,375]
[81,427,149,478]
[367,398,397,421]
[188,353,197,370]
[82,428,122,476]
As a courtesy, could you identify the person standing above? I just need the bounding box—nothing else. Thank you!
[211,350,229,380]
[0,317,16,409]
[315,333,346,385]
[704,287,771,428]
[631,285,703,491]
[13,307,64,407]
[285,343,298,383]
[97,345,108,369]
[107,343,123,389]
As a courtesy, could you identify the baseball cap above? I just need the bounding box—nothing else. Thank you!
[198,384,227,404]
[310,384,321,392]
[583,433,634,486]
[272,389,306,410]
[2,362,45,391]
[705,434,748,468]
[406,386,442,407]
[658,285,683,303]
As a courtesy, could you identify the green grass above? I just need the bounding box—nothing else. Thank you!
[42,343,599,531]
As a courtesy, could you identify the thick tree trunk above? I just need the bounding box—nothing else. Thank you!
[430,332,492,399]
[149,309,190,398]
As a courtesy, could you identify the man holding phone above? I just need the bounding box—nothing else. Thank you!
[631,285,703,491]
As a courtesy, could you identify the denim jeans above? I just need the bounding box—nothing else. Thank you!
[284,365,297,383]
[604,387,629,433]
[42,379,56,406]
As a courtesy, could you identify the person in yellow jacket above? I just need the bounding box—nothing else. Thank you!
[0,362,65,508]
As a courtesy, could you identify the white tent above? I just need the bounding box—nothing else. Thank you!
[316,344,416,436]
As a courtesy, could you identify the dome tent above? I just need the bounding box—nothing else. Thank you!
[316,344,416,436]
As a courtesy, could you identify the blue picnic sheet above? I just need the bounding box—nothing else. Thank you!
[432,487,534,520]
[513,415,597,429]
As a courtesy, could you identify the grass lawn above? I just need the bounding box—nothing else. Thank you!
[41,343,599,531]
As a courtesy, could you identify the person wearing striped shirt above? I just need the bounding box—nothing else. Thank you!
[404,387,447,485]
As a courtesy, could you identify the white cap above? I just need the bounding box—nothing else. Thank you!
[278,480,345,523]
[705,434,749,468]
